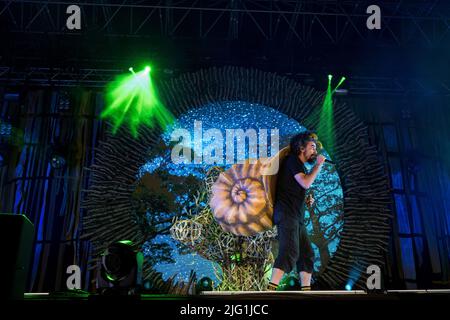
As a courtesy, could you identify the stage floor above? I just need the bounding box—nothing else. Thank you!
[22,289,450,301]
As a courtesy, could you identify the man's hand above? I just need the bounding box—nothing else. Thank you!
[316,154,326,166]
[306,194,315,209]
[294,155,326,189]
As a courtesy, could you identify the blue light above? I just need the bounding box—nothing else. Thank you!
[345,283,353,291]
[143,280,152,290]
[288,278,296,287]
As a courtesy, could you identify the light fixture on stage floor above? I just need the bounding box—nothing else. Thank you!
[345,283,353,291]
[142,279,160,294]
[196,277,213,293]
[97,240,144,296]
[284,275,300,291]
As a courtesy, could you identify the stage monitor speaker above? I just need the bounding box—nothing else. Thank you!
[0,213,35,300]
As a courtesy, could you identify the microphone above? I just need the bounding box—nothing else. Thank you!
[316,153,335,165]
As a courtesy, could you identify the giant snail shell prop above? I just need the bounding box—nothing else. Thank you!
[209,146,290,236]
[210,133,323,236]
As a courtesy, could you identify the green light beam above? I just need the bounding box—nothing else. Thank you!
[101,66,174,138]
[332,76,346,93]
[318,74,336,155]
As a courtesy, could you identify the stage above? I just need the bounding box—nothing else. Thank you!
[1,2,450,316]
[22,289,450,300]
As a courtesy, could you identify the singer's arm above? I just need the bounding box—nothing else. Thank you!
[294,155,325,189]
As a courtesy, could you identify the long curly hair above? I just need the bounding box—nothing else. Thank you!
[289,131,322,155]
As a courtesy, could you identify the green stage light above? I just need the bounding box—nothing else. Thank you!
[328,74,333,81]
[319,74,336,155]
[196,277,213,292]
[99,240,144,296]
[333,76,346,92]
[101,66,174,138]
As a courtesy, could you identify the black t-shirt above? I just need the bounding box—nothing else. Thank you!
[274,153,307,223]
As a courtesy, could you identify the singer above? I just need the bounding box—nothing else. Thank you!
[267,131,326,291]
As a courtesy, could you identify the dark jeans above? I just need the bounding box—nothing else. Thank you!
[273,220,315,274]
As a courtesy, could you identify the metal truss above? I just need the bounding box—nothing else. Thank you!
[0,66,121,88]
[1,0,450,47]
[343,76,450,96]
[1,65,449,96]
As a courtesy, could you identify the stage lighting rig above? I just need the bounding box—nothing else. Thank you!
[97,240,144,296]
[195,277,213,293]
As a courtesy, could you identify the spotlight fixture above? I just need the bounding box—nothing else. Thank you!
[141,279,161,294]
[195,277,213,293]
[50,153,66,169]
[47,142,72,170]
[284,275,300,291]
[97,240,143,296]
